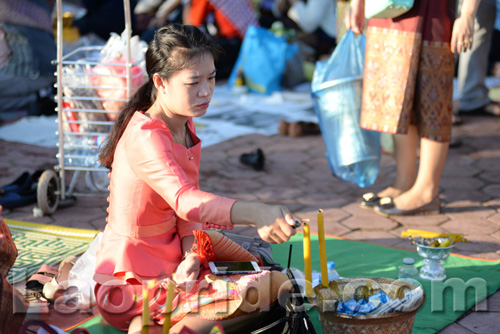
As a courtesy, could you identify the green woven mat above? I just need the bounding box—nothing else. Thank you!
[74,234,500,334]
[6,219,99,283]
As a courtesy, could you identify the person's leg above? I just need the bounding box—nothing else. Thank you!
[391,137,449,210]
[377,125,419,199]
[458,0,497,112]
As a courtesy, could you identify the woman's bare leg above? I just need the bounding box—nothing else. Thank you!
[377,125,419,198]
[392,136,449,209]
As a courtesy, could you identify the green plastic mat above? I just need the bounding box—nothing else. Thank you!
[74,234,500,334]
[6,219,99,283]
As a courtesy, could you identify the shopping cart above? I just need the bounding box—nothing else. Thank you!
[36,0,145,215]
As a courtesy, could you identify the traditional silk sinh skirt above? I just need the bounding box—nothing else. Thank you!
[360,0,457,142]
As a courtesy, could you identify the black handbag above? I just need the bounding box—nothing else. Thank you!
[250,268,317,334]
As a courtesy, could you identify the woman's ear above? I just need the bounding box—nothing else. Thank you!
[152,73,165,93]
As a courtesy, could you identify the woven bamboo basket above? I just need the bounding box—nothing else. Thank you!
[311,277,426,334]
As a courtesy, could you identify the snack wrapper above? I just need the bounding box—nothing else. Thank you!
[337,291,392,316]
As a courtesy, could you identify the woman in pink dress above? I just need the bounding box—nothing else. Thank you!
[95,24,297,334]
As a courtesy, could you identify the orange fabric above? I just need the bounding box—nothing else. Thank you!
[94,112,236,283]
[193,230,261,267]
[189,0,240,39]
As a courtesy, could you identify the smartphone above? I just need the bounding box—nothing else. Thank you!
[208,261,261,275]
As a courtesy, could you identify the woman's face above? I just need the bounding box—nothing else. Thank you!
[159,53,216,119]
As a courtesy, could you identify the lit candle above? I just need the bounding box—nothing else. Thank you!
[303,223,312,297]
[162,279,176,334]
[142,280,155,334]
[318,209,328,287]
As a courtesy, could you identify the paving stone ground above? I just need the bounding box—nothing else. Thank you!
[1,112,499,333]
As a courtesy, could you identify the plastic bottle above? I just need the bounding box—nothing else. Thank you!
[327,261,340,281]
[398,257,419,280]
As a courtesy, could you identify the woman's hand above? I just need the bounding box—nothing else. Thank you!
[174,253,200,288]
[345,0,365,34]
[255,205,297,244]
[230,202,298,244]
[451,13,475,54]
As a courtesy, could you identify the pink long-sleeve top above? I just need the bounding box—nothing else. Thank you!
[94,111,236,284]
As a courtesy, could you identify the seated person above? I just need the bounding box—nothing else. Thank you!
[0,0,56,119]
[182,0,258,79]
[94,23,297,334]
[273,0,337,60]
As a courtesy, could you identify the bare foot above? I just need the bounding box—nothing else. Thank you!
[391,190,435,211]
[484,102,500,116]
[377,187,406,199]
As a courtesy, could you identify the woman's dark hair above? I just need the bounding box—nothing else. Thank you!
[99,23,222,169]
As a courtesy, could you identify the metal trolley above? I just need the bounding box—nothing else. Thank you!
[37,0,144,215]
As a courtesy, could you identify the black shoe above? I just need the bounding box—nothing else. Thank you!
[374,196,441,217]
[239,148,265,171]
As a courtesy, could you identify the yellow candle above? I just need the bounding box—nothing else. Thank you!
[318,209,328,287]
[142,280,155,334]
[162,279,176,334]
[303,223,313,298]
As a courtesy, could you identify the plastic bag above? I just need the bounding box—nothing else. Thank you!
[88,31,147,120]
[66,232,102,307]
[227,25,299,95]
[312,30,380,188]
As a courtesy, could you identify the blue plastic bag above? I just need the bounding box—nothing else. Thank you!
[228,25,298,95]
[311,30,380,188]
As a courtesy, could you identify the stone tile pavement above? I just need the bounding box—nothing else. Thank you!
[1,112,499,333]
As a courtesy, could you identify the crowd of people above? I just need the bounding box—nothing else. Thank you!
[1,0,500,333]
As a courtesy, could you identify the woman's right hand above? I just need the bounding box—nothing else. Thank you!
[345,0,366,34]
[231,202,297,244]
[255,204,298,244]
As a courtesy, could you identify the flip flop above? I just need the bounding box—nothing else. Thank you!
[360,192,381,209]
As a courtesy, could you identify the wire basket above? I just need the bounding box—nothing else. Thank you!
[311,277,425,334]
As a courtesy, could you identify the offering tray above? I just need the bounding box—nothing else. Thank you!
[416,239,455,281]
[310,277,425,334]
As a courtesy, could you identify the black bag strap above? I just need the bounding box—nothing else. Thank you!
[250,317,290,334]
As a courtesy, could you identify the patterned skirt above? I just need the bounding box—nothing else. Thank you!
[360,0,457,142]
[95,269,288,331]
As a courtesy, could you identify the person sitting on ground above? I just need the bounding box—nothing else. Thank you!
[0,0,56,120]
[95,23,297,334]
[182,0,259,79]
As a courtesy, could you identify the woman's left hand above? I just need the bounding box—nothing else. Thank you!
[174,253,200,288]
[451,14,475,54]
